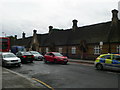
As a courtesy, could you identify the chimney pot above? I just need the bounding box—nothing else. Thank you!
[33,30,37,33]
[112,9,118,14]
[72,19,78,23]
[49,26,53,33]
[49,26,53,30]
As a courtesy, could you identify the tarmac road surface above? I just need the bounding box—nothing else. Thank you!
[8,61,120,89]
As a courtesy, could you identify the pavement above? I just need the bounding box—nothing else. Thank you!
[2,67,45,89]
[69,59,95,64]
[1,59,94,89]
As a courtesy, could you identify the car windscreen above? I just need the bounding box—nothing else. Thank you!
[22,52,32,55]
[30,51,39,54]
[113,55,120,60]
[3,53,16,58]
[53,53,63,56]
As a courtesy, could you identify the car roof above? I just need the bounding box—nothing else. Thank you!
[2,52,14,55]
[114,54,120,56]
[29,51,37,52]
[100,54,120,57]
[29,51,39,52]
[47,52,60,53]
[17,51,29,53]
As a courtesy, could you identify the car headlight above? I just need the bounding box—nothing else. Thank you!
[4,60,11,62]
[18,59,21,62]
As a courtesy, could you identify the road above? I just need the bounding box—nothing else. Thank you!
[8,61,120,88]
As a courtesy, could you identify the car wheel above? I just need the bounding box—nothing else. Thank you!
[44,59,48,64]
[96,63,103,70]
[62,62,67,65]
[30,60,33,63]
[18,63,21,67]
[41,57,44,61]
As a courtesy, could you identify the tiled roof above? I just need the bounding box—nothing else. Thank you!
[14,36,32,48]
[14,20,120,47]
[68,21,112,44]
[39,29,71,46]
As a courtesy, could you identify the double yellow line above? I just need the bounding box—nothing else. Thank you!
[32,78,54,90]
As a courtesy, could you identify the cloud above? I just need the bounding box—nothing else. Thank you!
[1,0,119,38]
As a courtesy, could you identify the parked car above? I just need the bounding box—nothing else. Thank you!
[0,52,21,67]
[95,54,120,70]
[29,51,44,61]
[44,52,68,64]
[16,51,34,63]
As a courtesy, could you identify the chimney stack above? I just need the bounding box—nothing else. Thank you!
[112,9,118,21]
[111,9,119,27]
[32,30,37,44]
[22,32,25,39]
[72,19,78,30]
[33,30,37,34]
[15,35,17,39]
[49,26,53,33]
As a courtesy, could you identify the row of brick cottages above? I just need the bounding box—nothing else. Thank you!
[14,9,120,60]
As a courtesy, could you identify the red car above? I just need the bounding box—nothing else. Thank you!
[44,52,68,64]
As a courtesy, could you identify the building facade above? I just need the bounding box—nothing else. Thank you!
[14,9,120,60]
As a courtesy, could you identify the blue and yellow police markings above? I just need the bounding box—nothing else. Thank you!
[112,60,120,67]
[95,54,120,70]
[99,58,105,63]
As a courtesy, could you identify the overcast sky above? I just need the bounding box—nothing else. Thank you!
[1,0,120,38]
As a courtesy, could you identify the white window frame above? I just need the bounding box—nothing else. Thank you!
[117,45,120,54]
[71,47,76,54]
[46,47,49,53]
[94,45,100,55]
[59,47,62,53]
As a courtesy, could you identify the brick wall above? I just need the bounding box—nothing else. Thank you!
[39,43,120,59]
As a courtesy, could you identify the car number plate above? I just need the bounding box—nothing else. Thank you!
[27,56,31,58]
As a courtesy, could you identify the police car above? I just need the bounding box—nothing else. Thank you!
[95,54,120,70]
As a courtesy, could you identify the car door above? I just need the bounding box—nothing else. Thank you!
[112,55,120,68]
[45,53,53,62]
[105,55,112,67]
[48,53,54,62]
